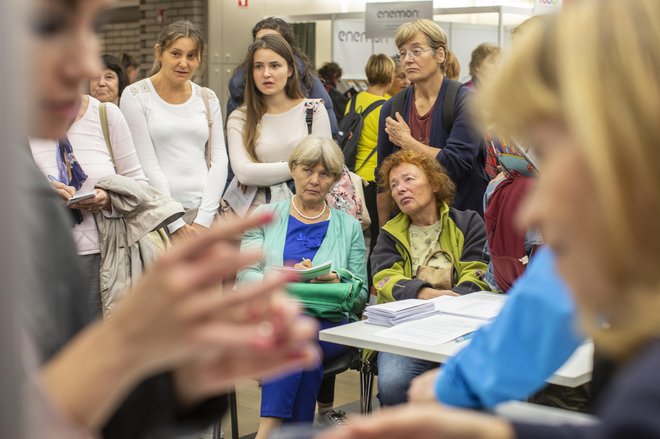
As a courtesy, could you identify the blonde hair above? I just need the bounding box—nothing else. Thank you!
[288,136,344,183]
[365,54,396,86]
[444,49,461,80]
[468,43,500,78]
[481,0,660,359]
[395,19,448,69]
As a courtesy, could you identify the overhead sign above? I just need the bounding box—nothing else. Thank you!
[333,19,397,79]
[365,1,433,39]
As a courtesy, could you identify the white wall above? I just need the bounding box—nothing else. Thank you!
[208,0,529,116]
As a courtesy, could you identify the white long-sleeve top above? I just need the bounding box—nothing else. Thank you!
[30,96,148,255]
[226,99,332,187]
[120,78,228,232]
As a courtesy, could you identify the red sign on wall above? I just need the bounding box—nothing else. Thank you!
[238,0,248,8]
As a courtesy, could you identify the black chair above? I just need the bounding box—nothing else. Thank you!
[358,351,378,414]
[212,390,238,439]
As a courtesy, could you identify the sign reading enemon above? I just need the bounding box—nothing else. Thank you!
[365,1,433,39]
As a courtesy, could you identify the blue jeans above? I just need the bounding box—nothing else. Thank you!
[377,352,439,406]
[260,319,348,422]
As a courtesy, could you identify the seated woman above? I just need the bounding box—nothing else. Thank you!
[238,136,367,439]
[371,149,489,406]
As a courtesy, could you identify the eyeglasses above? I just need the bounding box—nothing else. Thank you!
[397,48,434,61]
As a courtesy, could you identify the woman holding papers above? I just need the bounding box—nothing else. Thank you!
[318,1,660,438]
[371,149,489,406]
[238,137,367,438]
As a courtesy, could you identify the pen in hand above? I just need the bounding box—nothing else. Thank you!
[47,175,60,183]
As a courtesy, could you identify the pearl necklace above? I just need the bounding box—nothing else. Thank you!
[291,196,327,220]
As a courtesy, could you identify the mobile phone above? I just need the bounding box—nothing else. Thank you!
[66,191,96,206]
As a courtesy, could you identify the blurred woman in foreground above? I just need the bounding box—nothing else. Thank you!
[319,0,660,437]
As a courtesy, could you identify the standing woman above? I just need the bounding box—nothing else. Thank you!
[89,54,129,106]
[376,19,488,222]
[226,33,331,210]
[121,20,227,243]
[227,17,338,137]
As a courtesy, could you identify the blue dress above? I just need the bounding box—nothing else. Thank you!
[261,215,348,422]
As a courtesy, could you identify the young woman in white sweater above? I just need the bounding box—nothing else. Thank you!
[121,20,228,243]
[226,33,331,209]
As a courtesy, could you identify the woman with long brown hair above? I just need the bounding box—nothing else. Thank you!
[226,33,331,210]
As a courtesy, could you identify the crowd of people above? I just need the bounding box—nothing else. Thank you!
[2,0,659,438]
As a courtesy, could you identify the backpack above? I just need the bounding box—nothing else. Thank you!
[389,79,462,136]
[484,176,535,292]
[303,101,370,230]
[336,93,385,172]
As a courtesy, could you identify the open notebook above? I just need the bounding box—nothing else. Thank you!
[372,292,507,346]
[271,261,332,282]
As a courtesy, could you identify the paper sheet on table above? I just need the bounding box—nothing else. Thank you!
[374,314,485,346]
[222,176,257,217]
[430,291,506,320]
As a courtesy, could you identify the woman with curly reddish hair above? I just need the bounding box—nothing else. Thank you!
[371,149,489,406]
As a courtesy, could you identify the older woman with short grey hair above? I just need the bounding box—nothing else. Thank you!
[238,136,368,438]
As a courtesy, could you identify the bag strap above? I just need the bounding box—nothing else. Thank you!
[201,87,213,170]
[305,104,314,135]
[390,89,407,120]
[441,79,462,134]
[99,102,116,171]
[348,93,358,113]
[353,99,386,172]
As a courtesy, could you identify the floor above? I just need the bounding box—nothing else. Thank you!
[209,369,371,439]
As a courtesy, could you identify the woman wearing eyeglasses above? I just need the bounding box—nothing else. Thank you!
[375,19,488,226]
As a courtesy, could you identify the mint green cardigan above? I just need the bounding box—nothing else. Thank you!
[237,200,368,319]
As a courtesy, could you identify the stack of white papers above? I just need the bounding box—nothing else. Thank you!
[372,292,508,346]
[364,299,436,327]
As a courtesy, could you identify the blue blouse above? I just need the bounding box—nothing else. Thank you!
[283,215,330,266]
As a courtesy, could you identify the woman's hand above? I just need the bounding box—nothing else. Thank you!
[408,368,441,403]
[106,212,304,376]
[70,189,111,212]
[191,223,208,234]
[315,403,514,439]
[294,259,313,270]
[49,180,76,202]
[170,224,198,245]
[417,288,460,300]
[385,112,414,149]
[173,296,321,408]
[311,271,340,283]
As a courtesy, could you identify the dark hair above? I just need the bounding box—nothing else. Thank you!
[251,17,315,94]
[151,20,206,78]
[100,54,129,98]
[241,34,304,162]
[318,62,343,88]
